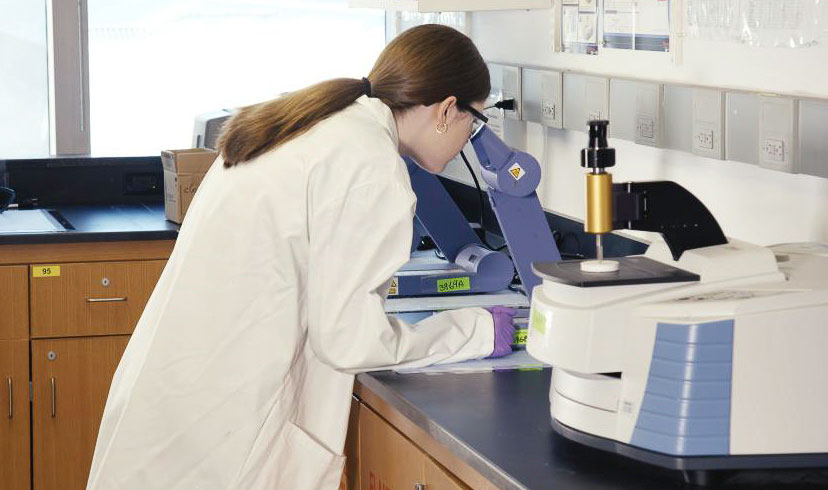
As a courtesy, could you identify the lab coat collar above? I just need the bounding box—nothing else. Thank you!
[355,95,400,149]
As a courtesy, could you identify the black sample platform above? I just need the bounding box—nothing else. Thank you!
[532,256,700,288]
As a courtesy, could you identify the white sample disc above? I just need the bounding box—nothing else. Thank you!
[580,260,620,273]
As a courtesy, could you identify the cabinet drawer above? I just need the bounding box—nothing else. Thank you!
[0,266,28,340]
[30,260,166,337]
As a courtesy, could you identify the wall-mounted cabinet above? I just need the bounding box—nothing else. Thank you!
[349,0,552,12]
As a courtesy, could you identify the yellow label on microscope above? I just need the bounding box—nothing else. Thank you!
[531,309,546,335]
[436,277,470,293]
[513,328,528,346]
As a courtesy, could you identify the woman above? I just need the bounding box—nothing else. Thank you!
[87,24,515,490]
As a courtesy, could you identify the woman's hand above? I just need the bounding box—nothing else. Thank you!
[487,306,516,358]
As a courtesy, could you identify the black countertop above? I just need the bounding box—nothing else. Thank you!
[0,203,178,245]
[358,369,828,490]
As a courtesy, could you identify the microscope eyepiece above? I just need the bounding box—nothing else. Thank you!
[581,120,615,170]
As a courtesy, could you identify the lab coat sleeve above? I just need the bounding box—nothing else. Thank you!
[307,179,495,373]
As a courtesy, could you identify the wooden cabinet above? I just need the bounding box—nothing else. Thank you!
[31,336,130,490]
[343,397,361,490]
[0,265,29,340]
[424,459,471,490]
[30,260,166,338]
[359,404,427,490]
[0,340,31,490]
[0,239,173,490]
[356,403,471,490]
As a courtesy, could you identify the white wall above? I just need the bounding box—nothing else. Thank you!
[446,9,828,246]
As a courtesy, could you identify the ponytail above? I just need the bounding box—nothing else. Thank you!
[219,78,366,167]
[219,24,490,167]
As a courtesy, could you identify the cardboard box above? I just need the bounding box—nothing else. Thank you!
[161,148,217,224]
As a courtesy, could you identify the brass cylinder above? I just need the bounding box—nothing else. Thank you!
[585,173,613,234]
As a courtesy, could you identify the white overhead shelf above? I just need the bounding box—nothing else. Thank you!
[348,0,552,12]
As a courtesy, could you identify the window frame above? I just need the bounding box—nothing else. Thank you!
[47,0,91,155]
[45,2,388,157]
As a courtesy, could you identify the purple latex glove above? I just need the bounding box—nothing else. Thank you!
[486,306,516,358]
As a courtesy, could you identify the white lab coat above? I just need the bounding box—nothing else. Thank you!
[86,96,495,490]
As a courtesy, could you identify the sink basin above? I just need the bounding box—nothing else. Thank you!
[0,209,73,233]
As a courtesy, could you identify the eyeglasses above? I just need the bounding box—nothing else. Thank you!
[460,104,489,137]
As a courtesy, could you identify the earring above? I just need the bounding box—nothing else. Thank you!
[436,122,448,134]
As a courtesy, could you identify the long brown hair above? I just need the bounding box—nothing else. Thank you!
[218,24,490,167]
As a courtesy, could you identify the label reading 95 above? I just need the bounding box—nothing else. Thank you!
[436,277,470,293]
[33,265,61,278]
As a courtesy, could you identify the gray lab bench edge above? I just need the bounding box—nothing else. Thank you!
[355,369,828,489]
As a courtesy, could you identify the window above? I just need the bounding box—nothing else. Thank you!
[0,0,49,158]
[87,0,385,156]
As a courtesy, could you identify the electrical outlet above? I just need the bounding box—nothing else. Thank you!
[634,83,663,147]
[758,95,797,172]
[564,74,608,132]
[692,89,724,159]
[501,66,522,121]
[542,99,557,122]
[637,116,655,139]
[540,71,562,128]
[520,68,562,128]
[484,93,505,139]
[696,129,714,149]
[761,139,786,162]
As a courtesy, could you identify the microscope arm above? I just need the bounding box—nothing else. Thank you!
[405,157,514,295]
[406,157,483,261]
[470,126,561,300]
[613,181,728,261]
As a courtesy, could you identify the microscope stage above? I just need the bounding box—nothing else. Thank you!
[532,256,699,288]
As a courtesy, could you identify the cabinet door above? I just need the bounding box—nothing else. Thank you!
[30,260,165,338]
[32,336,130,490]
[425,459,471,490]
[0,340,31,490]
[343,397,360,490]
[359,404,426,490]
[0,265,28,340]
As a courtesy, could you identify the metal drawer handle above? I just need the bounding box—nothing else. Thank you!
[7,378,11,419]
[414,484,427,490]
[86,297,127,303]
[51,377,56,418]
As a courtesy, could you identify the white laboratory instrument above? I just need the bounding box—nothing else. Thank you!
[526,119,828,484]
